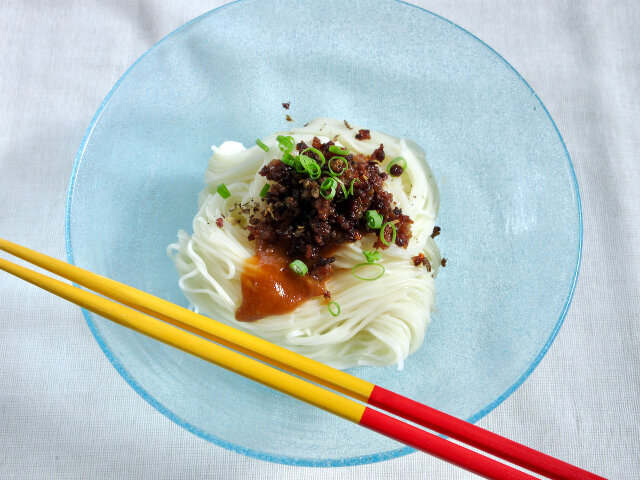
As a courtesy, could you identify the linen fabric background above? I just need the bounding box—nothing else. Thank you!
[1,1,638,478]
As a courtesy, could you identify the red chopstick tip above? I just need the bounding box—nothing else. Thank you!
[359,407,539,480]
[368,386,608,480]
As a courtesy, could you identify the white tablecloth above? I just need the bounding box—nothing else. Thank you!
[1,1,638,478]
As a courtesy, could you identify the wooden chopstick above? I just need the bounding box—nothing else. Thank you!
[0,239,606,480]
[0,255,539,480]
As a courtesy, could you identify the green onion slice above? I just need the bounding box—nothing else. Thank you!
[289,260,308,275]
[321,177,337,191]
[351,262,386,281]
[320,176,338,200]
[328,156,348,176]
[307,162,321,179]
[365,210,383,229]
[293,155,307,173]
[328,145,349,156]
[255,139,269,152]
[301,147,326,167]
[348,179,358,196]
[328,301,340,316]
[386,156,407,173]
[281,152,295,166]
[296,154,321,178]
[320,186,336,200]
[335,178,348,198]
[276,135,295,152]
[216,183,231,199]
[298,154,318,171]
[259,183,270,198]
[380,221,397,246]
[362,250,382,263]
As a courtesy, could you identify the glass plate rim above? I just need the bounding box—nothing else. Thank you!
[65,0,583,467]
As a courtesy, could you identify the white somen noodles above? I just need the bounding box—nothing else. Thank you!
[168,118,441,369]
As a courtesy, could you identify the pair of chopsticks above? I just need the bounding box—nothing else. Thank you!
[0,239,604,480]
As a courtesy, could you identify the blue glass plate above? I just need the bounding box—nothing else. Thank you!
[66,0,581,467]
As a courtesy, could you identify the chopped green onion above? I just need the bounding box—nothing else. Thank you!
[328,156,348,176]
[276,135,295,152]
[259,183,270,197]
[365,210,383,229]
[363,250,382,263]
[328,145,349,156]
[307,162,321,179]
[216,183,231,199]
[335,178,348,198]
[298,154,317,171]
[386,156,407,173]
[301,147,326,167]
[328,301,340,316]
[289,260,308,276]
[321,177,337,191]
[348,179,358,196]
[320,175,338,200]
[281,152,295,166]
[320,185,336,200]
[351,262,386,281]
[380,221,397,246]
[293,155,307,173]
[255,139,269,152]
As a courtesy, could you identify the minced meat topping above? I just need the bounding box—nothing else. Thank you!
[355,129,371,140]
[246,136,413,279]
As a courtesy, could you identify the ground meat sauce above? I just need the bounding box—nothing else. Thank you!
[236,136,414,321]
[411,252,431,272]
[371,143,385,162]
[355,129,371,140]
[389,164,404,177]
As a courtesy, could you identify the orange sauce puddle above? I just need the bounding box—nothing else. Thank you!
[235,243,327,322]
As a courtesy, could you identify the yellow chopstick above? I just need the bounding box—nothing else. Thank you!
[0,256,365,422]
[0,239,373,401]
[0,254,543,480]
